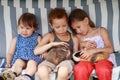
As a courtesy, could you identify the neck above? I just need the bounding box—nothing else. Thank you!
[56,32,70,41]
[87,27,94,34]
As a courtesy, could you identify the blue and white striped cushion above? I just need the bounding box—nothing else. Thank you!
[0,57,5,68]
[0,0,120,59]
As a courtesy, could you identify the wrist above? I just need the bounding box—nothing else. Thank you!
[6,60,11,64]
[50,42,54,47]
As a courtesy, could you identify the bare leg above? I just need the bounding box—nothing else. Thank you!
[25,60,38,76]
[15,60,38,80]
[57,66,69,80]
[37,65,52,80]
[2,59,26,80]
[11,59,26,75]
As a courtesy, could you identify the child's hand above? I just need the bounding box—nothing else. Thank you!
[83,40,96,49]
[80,48,93,59]
[40,52,47,59]
[5,63,11,68]
[51,42,69,48]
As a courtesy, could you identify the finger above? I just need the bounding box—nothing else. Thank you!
[80,52,84,56]
[81,54,89,59]
[63,42,69,46]
[90,45,96,48]
[80,50,89,59]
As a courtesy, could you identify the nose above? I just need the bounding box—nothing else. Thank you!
[22,29,27,33]
[60,27,64,32]
[77,29,81,34]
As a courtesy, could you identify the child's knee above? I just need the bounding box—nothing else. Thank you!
[58,66,69,76]
[38,66,50,74]
[13,59,25,67]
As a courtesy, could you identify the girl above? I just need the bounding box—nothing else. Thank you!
[2,13,43,80]
[69,9,114,80]
[34,8,78,80]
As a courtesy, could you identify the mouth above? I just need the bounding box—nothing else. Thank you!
[23,34,27,36]
[59,33,66,35]
[79,32,86,36]
[22,34,28,37]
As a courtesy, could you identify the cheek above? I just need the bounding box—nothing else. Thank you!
[64,26,68,30]
[84,27,88,33]
[71,24,75,29]
[18,29,22,33]
[76,28,81,33]
[53,28,59,33]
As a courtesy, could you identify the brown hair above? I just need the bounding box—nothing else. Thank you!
[48,8,68,24]
[69,9,95,34]
[18,13,38,30]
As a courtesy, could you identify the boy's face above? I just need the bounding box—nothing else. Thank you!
[50,17,68,36]
[71,18,89,36]
[18,22,35,38]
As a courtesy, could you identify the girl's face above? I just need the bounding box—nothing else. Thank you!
[18,23,35,38]
[50,17,68,36]
[71,18,89,36]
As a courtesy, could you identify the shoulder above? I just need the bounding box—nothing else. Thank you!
[98,27,107,31]
[35,32,42,38]
[12,37,17,42]
[42,31,54,42]
[71,35,79,52]
[71,35,78,41]
[99,27,108,34]
[71,35,79,44]
[10,37,17,45]
[75,34,84,42]
[37,35,42,43]
[43,31,54,39]
[98,27,111,41]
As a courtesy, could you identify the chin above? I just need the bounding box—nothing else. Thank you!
[82,33,87,36]
[22,35,29,38]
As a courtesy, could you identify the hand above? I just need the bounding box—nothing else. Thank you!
[5,63,11,68]
[80,49,93,59]
[51,42,69,48]
[84,40,96,49]
[40,52,47,59]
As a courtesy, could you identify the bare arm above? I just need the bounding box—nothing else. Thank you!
[92,27,114,54]
[6,37,17,67]
[72,35,79,53]
[37,35,42,44]
[34,33,52,55]
[34,32,69,55]
[81,27,114,59]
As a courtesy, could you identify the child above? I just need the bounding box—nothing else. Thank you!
[69,9,114,80]
[1,13,43,80]
[34,8,78,80]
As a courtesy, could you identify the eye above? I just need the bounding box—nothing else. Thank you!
[63,25,67,27]
[20,26,24,29]
[26,26,32,30]
[75,26,81,30]
[55,26,60,29]
[26,27,31,30]
[77,26,81,28]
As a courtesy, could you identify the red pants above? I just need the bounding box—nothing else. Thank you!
[74,60,113,80]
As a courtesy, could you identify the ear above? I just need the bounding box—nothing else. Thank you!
[83,17,89,24]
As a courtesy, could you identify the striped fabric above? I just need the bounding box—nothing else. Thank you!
[0,0,120,58]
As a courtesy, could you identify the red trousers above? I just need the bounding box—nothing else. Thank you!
[74,60,113,80]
